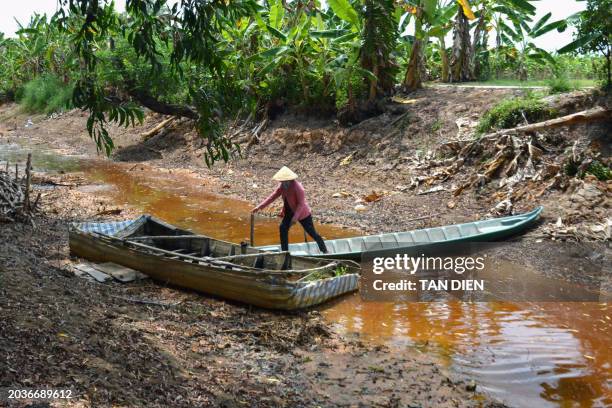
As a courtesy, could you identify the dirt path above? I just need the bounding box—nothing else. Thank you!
[430,83,548,89]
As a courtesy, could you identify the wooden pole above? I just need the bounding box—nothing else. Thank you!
[24,153,32,211]
[250,213,255,247]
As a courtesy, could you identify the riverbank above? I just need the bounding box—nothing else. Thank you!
[0,108,513,405]
[1,86,608,287]
[0,172,502,407]
[0,87,609,406]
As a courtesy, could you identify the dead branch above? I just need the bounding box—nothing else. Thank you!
[141,117,176,140]
[1,154,39,223]
[110,295,181,307]
[481,107,611,140]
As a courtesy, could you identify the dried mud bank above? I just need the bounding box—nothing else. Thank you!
[0,177,502,407]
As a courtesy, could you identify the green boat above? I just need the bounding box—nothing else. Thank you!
[256,207,543,260]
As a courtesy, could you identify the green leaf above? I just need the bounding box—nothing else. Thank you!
[258,46,289,59]
[423,0,437,19]
[15,28,39,35]
[269,0,285,30]
[505,0,536,14]
[531,12,551,34]
[427,26,450,38]
[310,29,349,38]
[260,57,282,76]
[332,31,359,43]
[532,20,567,38]
[398,12,411,33]
[266,24,287,41]
[253,12,266,30]
[532,47,556,65]
[557,33,601,54]
[327,0,360,27]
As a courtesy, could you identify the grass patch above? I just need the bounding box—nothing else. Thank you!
[546,75,579,94]
[430,118,443,132]
[476,96,555,134]
[586,161,612,181]
[20,75,73,115]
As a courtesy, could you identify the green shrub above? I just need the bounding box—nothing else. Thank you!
[586,161,612,181]
[477,96,555,134]
[547,75,575,94]
[20,75,73,115]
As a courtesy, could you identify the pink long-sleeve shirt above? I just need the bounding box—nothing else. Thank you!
[254,181,312,222]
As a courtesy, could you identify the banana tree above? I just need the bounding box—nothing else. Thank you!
[400,0,455,90]
[449,0,477,82]
[253,3,314,101]
[500,12,564,80]
[327,0,398,103]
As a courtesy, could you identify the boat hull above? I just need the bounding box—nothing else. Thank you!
[256,207,544,260]
[69,225,359,310]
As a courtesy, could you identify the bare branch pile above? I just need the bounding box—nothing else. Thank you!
[0,153,40,223]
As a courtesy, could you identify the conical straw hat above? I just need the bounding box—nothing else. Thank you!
[272,166,298,181]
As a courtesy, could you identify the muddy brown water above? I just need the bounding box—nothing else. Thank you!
[2,142,610,408]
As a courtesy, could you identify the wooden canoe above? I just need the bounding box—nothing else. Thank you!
[69,215,360,310]
[256,207,544,260]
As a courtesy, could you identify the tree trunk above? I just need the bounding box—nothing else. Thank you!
[360,0,396,101]
[403,39,424,91]
[469,8,487,80]
[494,16,502,79]
[606,47,611,90]
[450,5,472,82]
[369,63,379,102]
[440,37,450,83]
[403,5,425,91]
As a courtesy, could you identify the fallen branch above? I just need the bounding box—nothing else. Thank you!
[481,106,611,139]
[141,117,176,140]
[110,295,181,307]
[386,110,411,129]
[246,118,268,149]
[405,213,437,222]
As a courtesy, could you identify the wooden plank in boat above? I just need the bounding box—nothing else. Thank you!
[91,262,148,282]
[74,263,113,283]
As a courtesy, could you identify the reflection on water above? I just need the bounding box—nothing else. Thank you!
[2,141,610,408]
[322,297,611,407]
[79,161,357,245]
[0,143,83,173]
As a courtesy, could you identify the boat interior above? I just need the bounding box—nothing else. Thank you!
[106,215,356,273]
[261,207,542,255]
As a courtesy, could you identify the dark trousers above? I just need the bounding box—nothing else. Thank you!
[280,214,328,253]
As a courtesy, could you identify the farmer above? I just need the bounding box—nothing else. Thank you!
[252,166,328,254]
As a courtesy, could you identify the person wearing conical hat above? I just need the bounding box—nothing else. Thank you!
[252,166,328,254]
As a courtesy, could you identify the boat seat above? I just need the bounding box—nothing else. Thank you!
[412,229,430,243]
[253,255,264,269]
[426,228,446,242]
[200,238,211,257]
